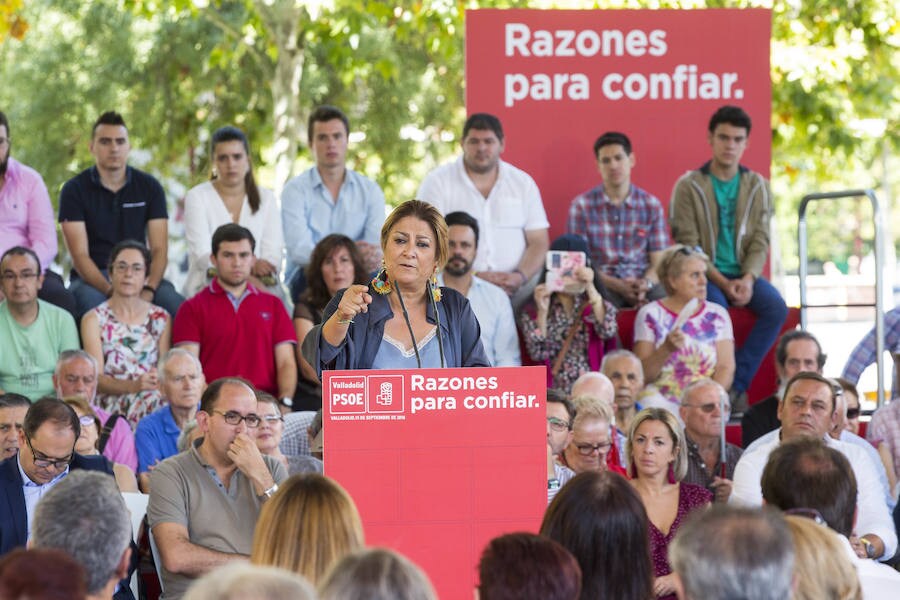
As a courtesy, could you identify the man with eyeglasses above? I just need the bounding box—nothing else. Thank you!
[679,379,742,503]
[546,389,575,504]
[58,111,183,319]
[0,110,76,315]
[731,372,897,562]
[0,398,115,556]
[148,377,287,598]
[0,247,80,400]
[135,348,206,492]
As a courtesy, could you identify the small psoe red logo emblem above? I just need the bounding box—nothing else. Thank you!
[367,375,405,413]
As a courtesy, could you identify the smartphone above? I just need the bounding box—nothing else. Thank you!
[545,251,587,294]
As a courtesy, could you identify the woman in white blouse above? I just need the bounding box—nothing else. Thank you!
[182,126,287,303]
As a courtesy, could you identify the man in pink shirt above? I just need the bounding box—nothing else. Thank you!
[0,111,75,315]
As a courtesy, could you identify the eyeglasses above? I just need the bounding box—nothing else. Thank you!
[25,437,75,470]
[1,271,39,282]
[785,507,827,526]
[78,415,96,427]
[112,262,146,274]
[547,417,570,432]
[574,441,612,456]
[683,402,731,414]
[846,407,861,419]
[210,410,261,428]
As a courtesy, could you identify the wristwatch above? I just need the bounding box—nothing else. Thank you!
[860,536,876,559]
[280,397,293,408]
[263,483,279,499]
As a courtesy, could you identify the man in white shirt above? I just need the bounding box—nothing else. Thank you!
[437,211,520,367]
[731,371,897,560]
[417,113,549,308]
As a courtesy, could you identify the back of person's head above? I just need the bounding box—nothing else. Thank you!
[318,548,437,600]
[478,532,581,600]
[23,397,80,439]
[92,110,127,135]
[251,473,364,584]
[760,436,856,536]
[211,223,256,255]
[593,131,632,157]
[0,547,88,600]
[785,515,861,600]
[669,505,794,600]
[540,471,653,600]
[307,105,350,145]
[462,113,503,141]
[184,563,316,600]
[31,471,132,596]
[708,105,752,134]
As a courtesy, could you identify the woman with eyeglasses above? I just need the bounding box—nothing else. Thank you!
[62,397,138,492]
[561,397,626,477]
[81,240,171,427]
[633,244,735,413]
[626,408,710,600]
[254,393,322,476]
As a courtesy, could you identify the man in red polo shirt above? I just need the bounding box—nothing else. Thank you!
[173,224,297,407]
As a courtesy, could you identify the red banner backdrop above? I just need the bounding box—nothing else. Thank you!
[465,8,772,238]
[323,366,547,599]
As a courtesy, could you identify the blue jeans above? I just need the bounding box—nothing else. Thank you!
[707,275,787,392]
[71,269,184,319]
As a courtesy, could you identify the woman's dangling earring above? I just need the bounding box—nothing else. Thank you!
[371,262,393,295]
[431,272,442,302]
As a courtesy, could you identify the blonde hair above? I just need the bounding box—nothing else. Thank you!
[625,408,688,480]
[184,563,315,600]
[785,515,861,600]
[656,245,709,295]
[251,474,364,584]
[570,396,614,429]
[380,200,449,269]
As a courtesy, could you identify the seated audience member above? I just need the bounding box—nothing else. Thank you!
[567,131,668,308]
[59,111,183,318]
[0,246,79,400]
[0,393,30,459]
[183,126,286,303]
[0,547,88,600]
[837,376,863,436]
[0,110,76,314]
[418,113,549,309]
[438,211,522,366]
[281,105,385,301]
[292,234,368,409]
[279,410,318,457]
[318,548,437,600]
[135,348,205,492]
[0,398,115,556]
[547,389,576,503]
[32,471,135,600]
[669,505,794,600]
[865,376,900,495]
[679,379,742,502]
[785,515,862,600]
[843,305,900,401]
[183,563,315,600]
[633,245,735,414]
[626,408,711,600]
[477,532,581,600]
[307,410,323,460]
[519,234,617,394]
[569,372,625,469]
[731,372,897,560]
[148,378,288,597]
[254,392,322,476]
[761,437,900,595]
[173,224,297,405]
[81,240,171,426]
[251,473,364,585]
[63,397,138,492]
[741,329,825,447]
[541,471,654,600]
[54,349,138,472]
[670,105,788,410]
[561,397,625,476]
[600,350,645,438]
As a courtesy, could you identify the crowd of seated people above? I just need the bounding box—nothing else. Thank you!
[7,98,900,600]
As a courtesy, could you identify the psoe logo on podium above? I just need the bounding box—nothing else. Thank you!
[367,375,405,413]
[329,375,367,414]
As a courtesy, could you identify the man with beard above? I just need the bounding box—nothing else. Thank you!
[172,224,296,403]
[437,211,520,367]
[0,111,76,314]
[418,113,549,309]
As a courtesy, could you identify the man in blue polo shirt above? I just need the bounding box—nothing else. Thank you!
[59,111,183,318]
[134,348,204,492]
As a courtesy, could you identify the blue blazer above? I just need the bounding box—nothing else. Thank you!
[0,452,114,556]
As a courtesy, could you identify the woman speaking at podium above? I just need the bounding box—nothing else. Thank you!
[302,200,489,373]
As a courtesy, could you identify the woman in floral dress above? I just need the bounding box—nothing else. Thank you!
[81,240,171,426]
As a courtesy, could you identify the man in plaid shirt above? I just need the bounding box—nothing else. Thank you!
[567,131,669,308]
